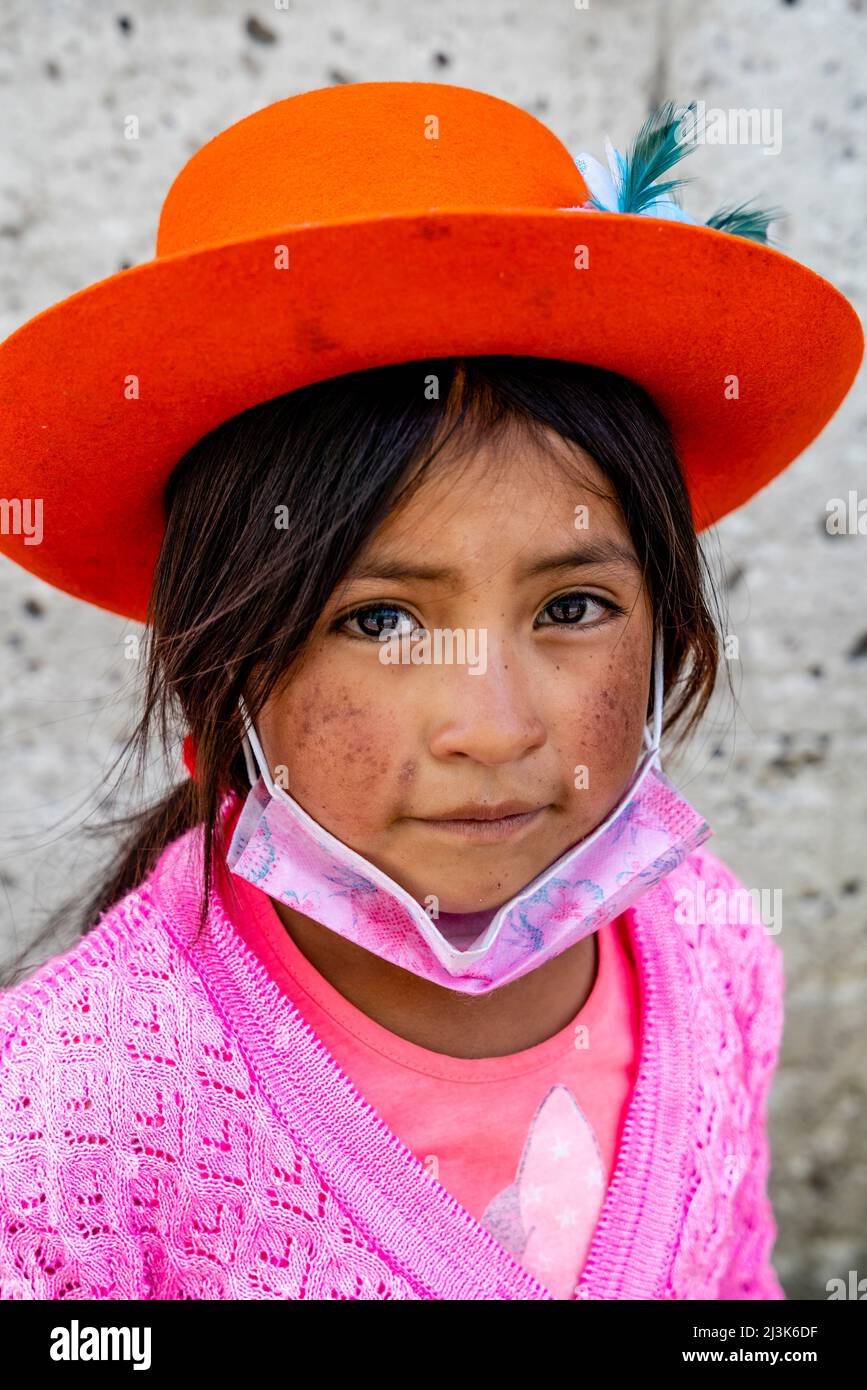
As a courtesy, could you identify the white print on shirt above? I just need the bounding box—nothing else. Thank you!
[480,1083,606,1299]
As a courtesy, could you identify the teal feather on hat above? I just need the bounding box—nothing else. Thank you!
[568,100,786,246]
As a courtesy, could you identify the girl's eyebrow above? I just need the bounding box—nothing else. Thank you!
[345,540,642,585]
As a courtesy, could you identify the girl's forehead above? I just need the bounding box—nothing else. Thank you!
[370,434,629,558]
[347,494,638,594]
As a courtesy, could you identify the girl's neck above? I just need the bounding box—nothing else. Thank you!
[270,898,599,1058]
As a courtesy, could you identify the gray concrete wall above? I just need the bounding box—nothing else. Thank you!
[0,0,864,1299]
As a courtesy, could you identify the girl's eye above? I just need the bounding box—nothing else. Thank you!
[536,592,623,628]
[334,592,623,641]
[335,604,421,641]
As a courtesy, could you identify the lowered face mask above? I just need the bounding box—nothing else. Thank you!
[226,630,713,995]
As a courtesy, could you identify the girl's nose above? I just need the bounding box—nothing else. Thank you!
[425,641,547,765]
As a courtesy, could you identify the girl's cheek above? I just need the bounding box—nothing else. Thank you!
[564,667,649,810]
[593,678,648,770]
[270,682,410,830]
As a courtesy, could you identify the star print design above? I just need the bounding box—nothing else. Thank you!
[480,1083,607,1299]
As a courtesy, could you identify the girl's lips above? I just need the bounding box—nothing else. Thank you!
[409,806,549,843]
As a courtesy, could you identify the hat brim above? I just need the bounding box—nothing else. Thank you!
[0,208,862,623]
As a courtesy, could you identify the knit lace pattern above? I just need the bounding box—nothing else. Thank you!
[0,797,785,1300]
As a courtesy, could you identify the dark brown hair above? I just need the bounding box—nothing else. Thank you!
[1,355,729,986]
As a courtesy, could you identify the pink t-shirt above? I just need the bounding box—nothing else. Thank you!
[221,837,641,1299]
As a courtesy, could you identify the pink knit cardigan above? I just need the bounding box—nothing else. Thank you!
[0,793,786,1300]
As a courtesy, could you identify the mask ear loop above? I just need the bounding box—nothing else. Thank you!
[238,693,268,790]
[642,627,665,761]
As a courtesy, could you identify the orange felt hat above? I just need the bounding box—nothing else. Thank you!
[0,81,862,625]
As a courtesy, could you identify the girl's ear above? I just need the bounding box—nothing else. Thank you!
[182,733,198,780]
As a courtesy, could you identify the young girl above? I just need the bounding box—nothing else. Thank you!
[0,83,861,1302]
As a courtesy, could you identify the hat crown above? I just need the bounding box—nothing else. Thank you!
[156,81,587,257]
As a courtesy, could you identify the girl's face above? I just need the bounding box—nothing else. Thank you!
[256,426,654,914]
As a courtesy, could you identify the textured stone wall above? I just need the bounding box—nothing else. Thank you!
[0,0,864,1299]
